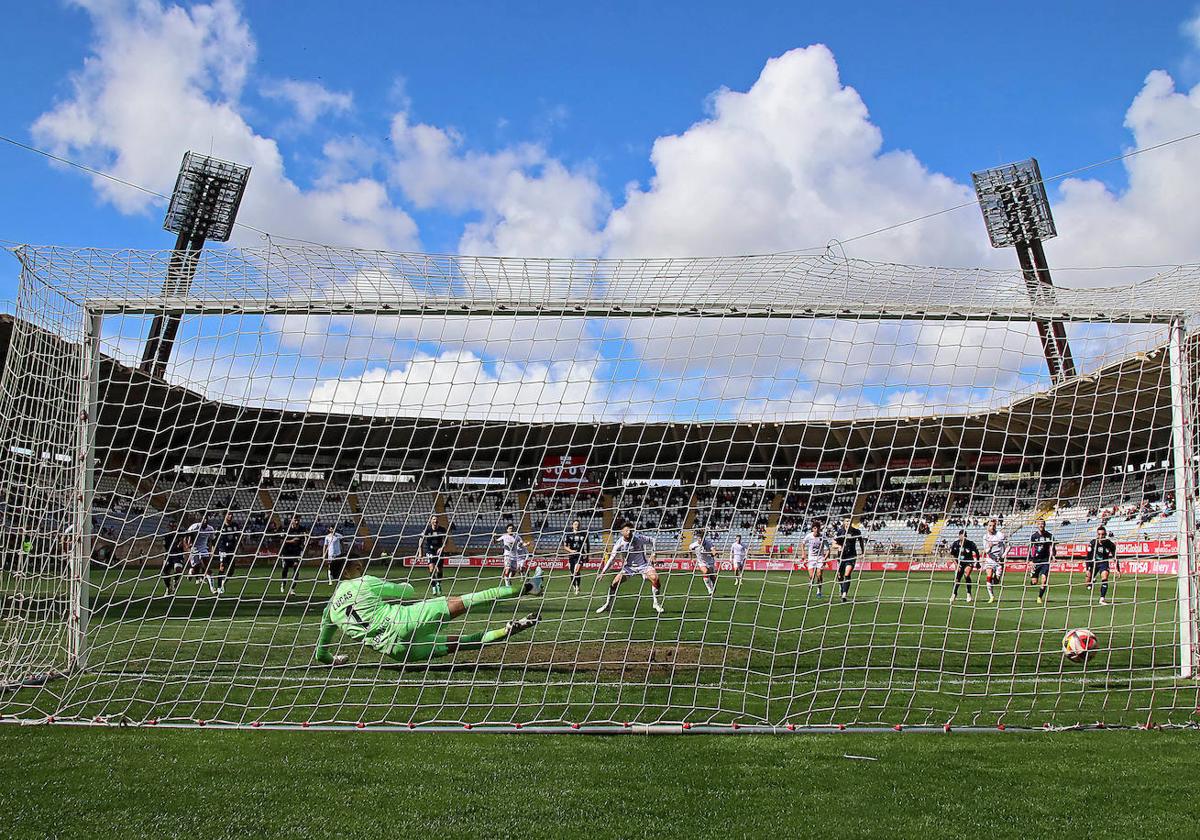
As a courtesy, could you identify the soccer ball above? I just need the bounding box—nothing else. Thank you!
[1063,628,1099,663]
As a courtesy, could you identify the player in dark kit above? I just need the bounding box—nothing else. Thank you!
[213,511,240,595]
[1085,525,1120,605]
[160,519,185,596]
[279,515,307,595]
[562,518,591,595]
[1028,518,1055,605]
[949,529,980,603]
[417,515,448,595]
[833,516,866,603]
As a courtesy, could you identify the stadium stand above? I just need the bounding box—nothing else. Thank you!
[528,490,606,549]
[441,488,523,549]
[610,484,689,552]
[357,484,439,553]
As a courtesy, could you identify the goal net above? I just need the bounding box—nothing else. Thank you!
[1,244,1197,731]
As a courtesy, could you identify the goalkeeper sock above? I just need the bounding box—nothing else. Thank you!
[1038,584,1047,599]
[458,626,510,646]
[965,579,972,595]
[1100,581,1108,598]
[840,580,850,597]
[460,583,521,609]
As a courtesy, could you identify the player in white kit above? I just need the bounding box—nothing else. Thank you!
[729,534,748,586]
[184,515,216,593]
[496,524,531,585]
[802,521,831,600]
[689,529,718,595]
[323,525,345,585]
[596,523,663,615]
[981,519,1008,603]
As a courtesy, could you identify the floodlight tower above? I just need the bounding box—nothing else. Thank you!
[971,158,1076,383]
[140,152,250,378]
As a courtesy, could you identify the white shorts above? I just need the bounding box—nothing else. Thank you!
[620,558,655,578]
[806,558,826,572]
[694,557,715,572]
[504,556,528,573]
[982,559,1003,575]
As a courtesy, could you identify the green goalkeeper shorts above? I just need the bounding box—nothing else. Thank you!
[384,596,453,663]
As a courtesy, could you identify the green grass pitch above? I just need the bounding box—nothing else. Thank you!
[2,561,1194,728]
[2,727,1199,839]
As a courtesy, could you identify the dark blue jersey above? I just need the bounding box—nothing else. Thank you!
[163,528,185,557]
[280,524,308,558]
[1029,530,1055,562]
[1086,538,1118,563]
[420,526,447,555]
[834,526,864,559]
[563,530,590,553]
[216,523,241,553]
[951,538,980,562]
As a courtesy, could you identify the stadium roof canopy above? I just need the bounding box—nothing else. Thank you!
[0,315,1182,481]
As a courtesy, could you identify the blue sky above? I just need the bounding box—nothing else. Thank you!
[1,1,1198,421]
[3,1,1199,260]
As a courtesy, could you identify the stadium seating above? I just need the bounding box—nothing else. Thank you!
[528,491,606,549]
[357,485,439,552]
[85,459,1184,563]
[270,483,354,528]
[442,489,523,549]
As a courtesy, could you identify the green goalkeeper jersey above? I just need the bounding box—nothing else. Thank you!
[314,575,417,664]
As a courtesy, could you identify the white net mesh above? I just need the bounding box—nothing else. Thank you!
[1,244,1198,730]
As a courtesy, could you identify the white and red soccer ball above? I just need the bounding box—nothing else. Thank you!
[1063,628,1099,663]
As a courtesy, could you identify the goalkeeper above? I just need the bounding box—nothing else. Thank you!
[314,557,543,666]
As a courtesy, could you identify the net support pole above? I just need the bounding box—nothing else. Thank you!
[1168,319,1198,679]
[69,311,102,672]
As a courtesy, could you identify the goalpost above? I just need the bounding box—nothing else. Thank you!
[0,243,1197,730]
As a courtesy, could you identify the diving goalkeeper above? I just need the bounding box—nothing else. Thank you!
[314,557,543,666]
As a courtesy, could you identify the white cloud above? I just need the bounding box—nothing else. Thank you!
[275,312,595,365]
[602,46,993,266]
[1048,69,1200,276]
[261,78,353,127]
[306,350,607,422]
[388,112,608,257]
[32,0,417,250]
[1184,11,1200,51]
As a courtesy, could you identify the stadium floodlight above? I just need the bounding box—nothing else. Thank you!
[162,152,250,244]
[972,157,1076,383]
[971,158,1056,249]
[140,152,251,378]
